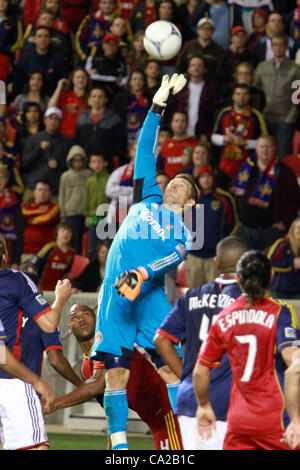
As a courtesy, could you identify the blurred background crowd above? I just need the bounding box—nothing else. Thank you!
[1,0,300,301]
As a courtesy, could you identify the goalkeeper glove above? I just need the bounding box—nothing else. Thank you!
[114,267,148,301]
[151,73,187,113]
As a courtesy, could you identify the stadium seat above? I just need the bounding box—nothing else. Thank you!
[175,260,188,296]
[68,254,90,281]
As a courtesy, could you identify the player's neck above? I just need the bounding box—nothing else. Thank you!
[79,339,94,356]
[218,272,236,279]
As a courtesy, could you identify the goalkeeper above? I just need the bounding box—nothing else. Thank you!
[90,74,199,450]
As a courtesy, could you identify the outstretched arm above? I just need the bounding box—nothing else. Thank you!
[43,368,106,414]
[47,348,83,388]
[133,74,187,205]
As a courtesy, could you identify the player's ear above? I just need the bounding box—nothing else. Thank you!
[235,274,241,285]
[186,198,196,208]
[214,257,219,268]
[270,269,275,281]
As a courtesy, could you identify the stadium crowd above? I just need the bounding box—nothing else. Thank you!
[1,0,300,451]
[0,0,300,298]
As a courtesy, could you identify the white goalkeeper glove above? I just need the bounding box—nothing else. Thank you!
[152,73,187,108]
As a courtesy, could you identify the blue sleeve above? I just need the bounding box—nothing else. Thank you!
[158,294,188,343]
[41,328,62,352]
[17,272,51,320]
[277,304,300,354]
[145,241,188,280]
[133,110,163,205]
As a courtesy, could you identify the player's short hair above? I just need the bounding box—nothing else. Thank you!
[216,236,249,273]
[173,173,199,202]
[236,250,272,304]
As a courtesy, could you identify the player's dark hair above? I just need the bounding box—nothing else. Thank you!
[216,236,249,273]
[237,250,272,305]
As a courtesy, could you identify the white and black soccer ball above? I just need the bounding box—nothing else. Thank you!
[143,20,182,61]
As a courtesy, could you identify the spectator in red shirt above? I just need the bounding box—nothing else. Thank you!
[28,220,75,291]
[21,180,60,269]
[47,68,90,138]
[156,111,198,179]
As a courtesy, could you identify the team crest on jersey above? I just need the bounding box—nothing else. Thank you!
[35,294,47,305]
[285,327,298,339]
[211,201,220,211]
[95,331,103,344]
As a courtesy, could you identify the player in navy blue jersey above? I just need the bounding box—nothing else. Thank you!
[90,74,200,450]
[0,236,71,450]
[19,273,82,388]
[154,236,249,450]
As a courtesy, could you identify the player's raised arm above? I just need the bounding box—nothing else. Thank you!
[133,74,187,204]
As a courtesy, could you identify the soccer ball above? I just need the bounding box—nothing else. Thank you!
[143,20,182,61]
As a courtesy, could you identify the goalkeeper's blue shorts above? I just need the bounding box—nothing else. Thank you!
[90,278,182,365]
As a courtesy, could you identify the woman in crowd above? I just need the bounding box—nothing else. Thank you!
[47,67,90,138]
[11,71,50,114]
[71,240,109,293]
[15,101,44,155]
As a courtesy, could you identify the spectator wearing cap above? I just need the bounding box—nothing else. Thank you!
[58,145,92,253]
[211,83,267,181]
[186,163,239,288]
[11,25,68,99]
[252,10,296,64]
[21,106,73,197]
[188,0,243,51]
[217,26,255,89]
[246,8,268,51]
[164,55,218,140]
[176,17,223,82]
[85,32,130,95]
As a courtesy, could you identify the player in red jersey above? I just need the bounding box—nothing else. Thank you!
[193,250,300,450]
[44,304,183,450]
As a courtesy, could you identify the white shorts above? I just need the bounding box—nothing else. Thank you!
[0,378,49,450]
[177,415,227,450]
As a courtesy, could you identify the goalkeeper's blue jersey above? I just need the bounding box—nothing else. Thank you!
[104,110,192,285]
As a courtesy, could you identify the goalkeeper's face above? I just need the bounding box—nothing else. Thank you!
[162,177,196,210]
